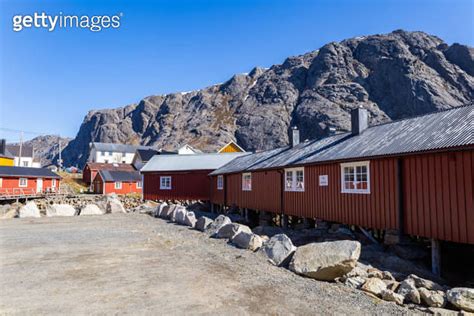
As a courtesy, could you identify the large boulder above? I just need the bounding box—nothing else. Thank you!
[419,287,447,308]
[381,289,404,305]
[397,278,421,304]
[80,204,104,216]
[155,202,168,217]
[183,211,197,228]
[215,223,252,239]
[195,216,213,232]
[106,198,126,214]
[18,201,41,218]
[361,277,387,296]
[446,288,474,312]
[408,274,444,291]
[174,206,187,224]
[206,215,231,236]
[0,204,17,219]
[161,205,174,219]
[231,232,263,251]
[169,206,183,222]
[261,234,297,266]
[289,240,361,281]
[46,204,77,217]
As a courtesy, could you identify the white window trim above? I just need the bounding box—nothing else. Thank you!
[0,177,2,187]
[115,181,122,189]
[136,181,142,189]
[217,175,224,190]
[340,161,371,194]
[19,178,28,187]
[160,176,172,190]
[284,167,305,192]
[242,173,252,191]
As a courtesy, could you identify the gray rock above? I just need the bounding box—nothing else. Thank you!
[361,277,387,297]
[344,276,366,289]
[183,211,197,228]
[419,287,447,308]
[261,234,297,266]
[289,240,361,281]
[215,223,252,239]
[206,215,231,236]
[155,202,168,217]
[106,198,126,214]
[231,232,263,251]
[446,288,474,312]
[0,204,17,219]
[60,30,474,169]
[174,206,187,224]
[381,289,404,305]
[80,204,104,216]
[428,307,462,316]
[195,216,213,232]
[46,204,77,217]
[397,278,421,304]
[161,205,174,219]
[18,201,41,218]
[408,274,444,291]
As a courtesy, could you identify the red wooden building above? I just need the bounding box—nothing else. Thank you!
[92,170,142,195]
[0,166,61,196]
[82,162,136,185]
[210,105,474,245]
[141,153,246,201]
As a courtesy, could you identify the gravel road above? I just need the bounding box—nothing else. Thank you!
[0,214,418,315]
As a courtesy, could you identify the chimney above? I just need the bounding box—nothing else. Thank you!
[290,126,300,147]
[0,139,5,155]
[351,107,368,135]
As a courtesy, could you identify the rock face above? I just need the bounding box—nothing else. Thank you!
[18,202,41,218]
[231,232,263,251]
[446,288,474,312]
[261,234,297,266]
[13,135,71,167]
[215,223,252,239]
[289,240,361,281]
[46,204,77,217]
[59,30,474,168]
[80,204,104,216]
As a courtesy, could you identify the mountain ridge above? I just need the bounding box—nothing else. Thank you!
[59,29,474,168]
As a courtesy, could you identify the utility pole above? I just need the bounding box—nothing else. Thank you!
[58,135,62,170]
[18,131,23,167]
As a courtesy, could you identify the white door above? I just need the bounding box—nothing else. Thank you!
[36,178,43,193]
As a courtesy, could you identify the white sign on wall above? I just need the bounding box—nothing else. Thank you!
[319,175,328,186]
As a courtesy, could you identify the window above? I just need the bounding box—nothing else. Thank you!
[284,168,305,192]
[136,181,142,189]
[23,161,29,167]
[217,175,224,190]
[160,176,172,190]
[19,178,28,187]
[115,181,122,189]
[52,179,56,187]
[341,161,370,194]
[242,173,252,191]
[0,178,2,187]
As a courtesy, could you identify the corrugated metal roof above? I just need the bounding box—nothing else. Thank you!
[141,152,248,172]
[86,162,136,171]
[135,149,160,162]
[210,147,288,175]
[0,166,61,178]
[91,142,152,153]
[298,105,474,165]
[98,170,141,182]
[6,145,34,157]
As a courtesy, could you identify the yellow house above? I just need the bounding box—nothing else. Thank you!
[0,155,14,166]
[218,141,245,153]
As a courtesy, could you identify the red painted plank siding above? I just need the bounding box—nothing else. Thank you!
[0,176,60,195]
[403,150,474,244]
[225,170,282,213]
[284,159,399,230]
[143,170,212,201]
[210,176,225,205]
[82,165,92,184]
[92,176,141,195]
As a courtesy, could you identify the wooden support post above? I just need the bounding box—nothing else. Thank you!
[210,203,215,213]
[244,208,249,223]
[431,239,441,277]
[281,214,288,228]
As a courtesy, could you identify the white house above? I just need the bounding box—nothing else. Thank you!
[177,144,202,155]
[89,142,154,164]
[6,145,41,168]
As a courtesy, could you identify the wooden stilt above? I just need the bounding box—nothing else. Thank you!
[431,239,441,277]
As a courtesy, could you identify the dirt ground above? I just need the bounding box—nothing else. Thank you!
[0,214,417,315]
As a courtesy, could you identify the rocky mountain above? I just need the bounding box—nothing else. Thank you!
[22,135,71,167]
[61,30,474,168]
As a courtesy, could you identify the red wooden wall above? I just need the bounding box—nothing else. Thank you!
[92,176,141,195]
[403,150,474,244]
[225,170,282,213]
[210,176,225,204]
[0,177,60,195]
[143,170,213,201]
[284,158,399,230]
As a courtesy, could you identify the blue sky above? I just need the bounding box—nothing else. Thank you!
[0,0,473,142]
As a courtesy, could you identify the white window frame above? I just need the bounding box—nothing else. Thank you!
[136,181,142,189]
[340,161,370,194]
[0,177,2,187]
[160,176,172,190]
[115,181,122,189]
[52,179,56,187]
[242,173,252,191]
[284,167,305,192]
[217,175,224,190]
[19,178,28,187]
[23,161,29,167]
